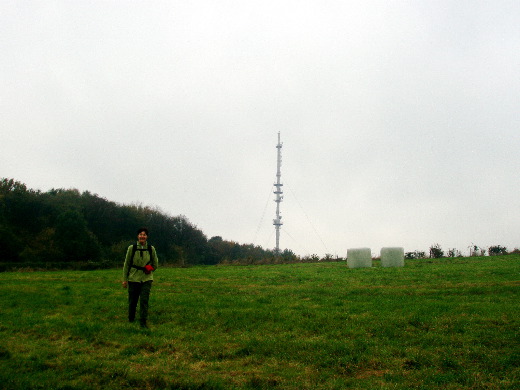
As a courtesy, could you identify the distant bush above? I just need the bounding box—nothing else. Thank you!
[469,244,486,257]
[429,243,444,258]
[447,248,462,257]
[488,245,508,256]
[405,251,426,260]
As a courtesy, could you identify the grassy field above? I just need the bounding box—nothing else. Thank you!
[0,255,518,389]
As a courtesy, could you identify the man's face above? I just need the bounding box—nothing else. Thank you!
[138,231,148,245]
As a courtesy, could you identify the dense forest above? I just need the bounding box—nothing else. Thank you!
[0,178,298,270]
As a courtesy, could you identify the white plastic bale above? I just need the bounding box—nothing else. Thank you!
[347,248,372,268]
[380,247,404,268]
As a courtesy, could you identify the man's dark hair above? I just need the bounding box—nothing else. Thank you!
[137,227,149,235]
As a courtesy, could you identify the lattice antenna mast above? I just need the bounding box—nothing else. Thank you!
[273,132,283,254]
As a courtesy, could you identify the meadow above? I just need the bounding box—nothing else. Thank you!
[0,255,518,389]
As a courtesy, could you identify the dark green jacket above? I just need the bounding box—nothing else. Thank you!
[123,242,159,283]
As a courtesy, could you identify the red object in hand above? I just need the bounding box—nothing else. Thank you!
[144,264,154,274]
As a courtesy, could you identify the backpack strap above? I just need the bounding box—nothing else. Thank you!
[130,244,154,271]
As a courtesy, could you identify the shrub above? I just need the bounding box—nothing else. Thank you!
[488,245,508,256]
[429,244,444,258]
[405,251,426,260]
[447,248,462,258]
[469,244,486,257]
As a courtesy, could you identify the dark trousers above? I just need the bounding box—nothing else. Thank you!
[128,281,153,325]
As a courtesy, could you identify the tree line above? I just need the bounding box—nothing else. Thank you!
[0,178,297,270]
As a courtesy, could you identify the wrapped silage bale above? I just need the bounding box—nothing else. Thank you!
[347,248,372,268]
[380,247,404,267]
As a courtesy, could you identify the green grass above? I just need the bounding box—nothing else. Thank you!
[0,255,518,389]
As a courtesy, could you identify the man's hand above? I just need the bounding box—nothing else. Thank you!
[122,281,128,289]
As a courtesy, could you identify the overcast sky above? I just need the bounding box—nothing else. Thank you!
[1,1,519,257]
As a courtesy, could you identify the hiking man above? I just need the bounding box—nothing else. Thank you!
[122,227,158,328]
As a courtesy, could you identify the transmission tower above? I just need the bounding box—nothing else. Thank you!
[273,132,283,254]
